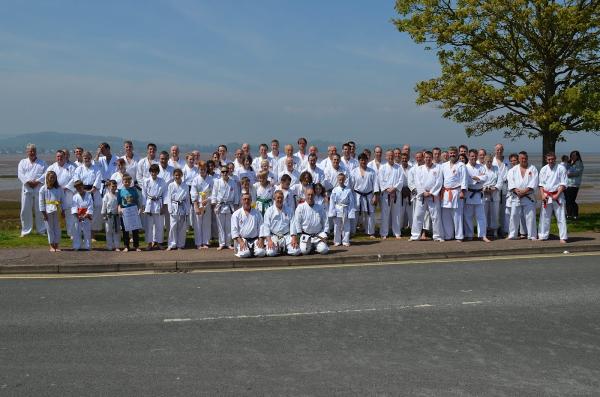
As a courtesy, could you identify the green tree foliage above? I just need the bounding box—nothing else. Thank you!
[393,0,600,157]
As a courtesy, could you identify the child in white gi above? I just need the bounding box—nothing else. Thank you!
[191,161,213,249]
[101,180,121,251]
[167,168,190,250]
[328,173,356,246]
[143,163,167,250]
[71,180,94,251]
[39,170,65,252]
[254,171,275,216]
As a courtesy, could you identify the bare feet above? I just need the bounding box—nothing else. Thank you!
[482,237,491,243]
[49,247,55,252]
[395,236,402,240]
[166,247,173,251]
[123,247,129,252]
[560,239,567,244]
[217,246,224,251]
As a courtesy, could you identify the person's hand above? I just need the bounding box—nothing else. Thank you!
[267,237,274,250]
[459,191,465,199]
[256,239,264,249]
[291,235,299,249]
[238,238,247,251]
[423,191,431,197]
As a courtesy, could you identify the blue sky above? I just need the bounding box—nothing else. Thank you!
[0,0,597,152]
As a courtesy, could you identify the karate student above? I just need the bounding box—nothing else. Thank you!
[231,193,266,258]
[290,187,329,255]
[101,180,121,251]
[18,143,47,236]
[410,151,443,241]
[275,174,297,215]
[71,180,94,251]
[39,171,65,252]
[211,165,238,250]
[260,190,301,256]
[538,152,568,243]
[118,173,142,252]
[493,143,510,237]
[367,146,383,174]
[440,146,467,241]
[168,145,185,169]
[350,153,379,238]
[259,160,277,184]
[44,149,75,237]
[378,150,405,239]
[136,143,158,187]
[464,149,491,242]
[236,155,257,185]
[301,153,325,185]
[120,140,139,185]
[254,171,275,216]
[191,161,213,249]
[70,151,103,236]
[96,142,119,189]
[278,144,299,173]
[295,137,309,170]
[182,153,199,227]
[483,155,503,238]
[239,176,257,205]
[110,158,128,190]
[143,164,167,250]
[399,152,413,229]
[340,143,359,172]
[252,143,275,175]
[328,173,356,246]
[507,151,539,240]
[166,168,190,250]
[278,156,300,185]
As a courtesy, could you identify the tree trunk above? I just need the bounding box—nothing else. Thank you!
[541,131,557,166]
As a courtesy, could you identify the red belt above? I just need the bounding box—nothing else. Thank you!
[543,189,560,208]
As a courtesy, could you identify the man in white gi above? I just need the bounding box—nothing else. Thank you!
[260,190,301,256]
[351,153,379,237]
[278,157,300,186]
[483,154,503,238]
[290,187,329,255]
[367,146,383,174]
[136,143,158,187]
[323,154,350,194]
[301,153,325,185]
[268,139,281,169]
[95,143,119,190]
[278,144,299,173]
[492,143,510,237]
[538,152,568,243]
[295,137,309,170]
[211,165,238,250]
[341,143,359,172]
[378,150,404,239]
[318,145,338,171]
[191,161,214,249]
[464,149,491,242]
[507,151,539,240]
[231,193,266,258]
[440,146,467,241]
[73,147,84,167]
[410,151,443,241]
[44,150,76,237]
[120,140,139,185]
[168,145,185,169]
[252,144,275,176]
[217,144,232,168]
[18,143,47,236]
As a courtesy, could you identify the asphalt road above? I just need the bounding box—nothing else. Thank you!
[1,254,600,396]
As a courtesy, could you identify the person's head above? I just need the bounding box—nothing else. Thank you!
[284,144,294,157]
[73,180,85,195]
[116,158,126,172]
[477,148,487,164]
[424,151,433,167]
[212,151,220,162]
[299,171,313,186]
[55,150,66,166]
[286,157,294,171]
[147,143,157,158]
[240,176,250,191]
[185,153,195,168]
[173,168,183,183]
[308,153,317,167]
[415,151,424,165]
[484,154,493,168]
[458,144,468,155]
[149,163,160,178]
[545,152,556,167]
[99,142,111,156]
[25,143,37,160]
[122,173,132,188]
[197,160,207,176]
[337,172,346,187]
[441,151,449,162]
[432,147,441,162]
[108,179,118,193]
[469,149,478,165]
[495,143,504,158]
[400,152,409,167]
[258,171,269,185]
[331,154,341,169]
[348,141,356,156]
[260,159,270,172]
[447,146,458,163]
[241,143,250,155]
[570,150,582,163]
[385,150,394,165]
[362,148,371,161]
[518,151,529,167]
[241,192,252,211]
[273,190,284,208]
[227,162,235,175]
[159,151,169,168]
[170,145,180,159]
[313,183,324,197]
[509,153,519,166]
[328,145,337,158]
[62,148,71,161]
[45,170,59,189]
[220,165,229,180]
[83,151,93,167]
[561,155,569,164]
[280,174,291,189]
[402,144,411,156]
[308,145,318,156]
[234,149,243,162]
[271,139,279,153]
[243,155,253,169]
[342,143,351,158]
[123,140,134,156]
[192,150,201,162]
[393,148,402,163]
[259,143,268,157]
[74,147,84,161]
[358,153,368,168]
[298,137,307,152]
[304,187,315,206]
[218,145,228,159]
[374,145,383,161]
[206,160,215,174]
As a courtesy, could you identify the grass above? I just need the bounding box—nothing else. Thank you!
[0,200,598,249]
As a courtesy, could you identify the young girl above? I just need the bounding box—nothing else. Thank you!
[102,179,121,251]
[117,173,142,252]
[143,163,167,250]
[254,171,275,216]
[328,173,356,247]
[110,158,127,189]
[167,168,190,250]
[191,161,213,249]
[236,155,256,185]
[71,180,94,251]
[313,183,327,207]
[39,171,65,252]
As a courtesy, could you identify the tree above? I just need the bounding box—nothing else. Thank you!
[393,0,600,159]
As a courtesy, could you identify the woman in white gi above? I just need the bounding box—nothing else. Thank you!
[143,163,167,250]
[236,155,257,185]
[191,161,213,249]
[409,151,443,241]
[18,143,47,237]
[378,150,405,239]
[71,180,94,251]
[39,171,65,252]
[507,151,539,240]
[538,152,568,243]
[70,151,103,236]
[351,153,379,238]
[260,190,301,256]
[328,173,356,246]
[211,165,238,250]
[167,169,190,250]
[101,180,121,251]
[231,193,266,258]
[464,150,491,242]
[290,187,329,255]
[440,147,467,241]
[483,155,503,238]
[255,171,275,216]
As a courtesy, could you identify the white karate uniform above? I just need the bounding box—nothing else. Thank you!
[168,158,185,170]
[507,165,539,239]
[143,177,167,244]
[119,154,139,183]
[18,157,47,236]
[493,157,510,234]
[538,164,568,240]
[71,191,94,250]
[328,185,356,245]
[211,177,238,247]
[260,204,300,256]
[136,157,158,187]
[483,164,503,236]
[167,181,190,249]
[101,192,121,250]
[45,162,75,237]
[275,186,299,216]
[231,207,265,258]
[464,163,488,238]
[97,155,119,182]
[71,164,103,231]
[191,174,214,247]
[440,161,467,240]
[278,169,300,186]
[236,168,257,185]
[350,166,379,236]
[295,151,309,171]
[39,186,64,245]
[252,156,276,176]
[254,183,275,216]
[291,202,329,255]
[410,164,443,240]
[378,163,405,238]
[300,165,326,185]
[341,157,359,172]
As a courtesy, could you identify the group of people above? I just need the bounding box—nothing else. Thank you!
[18,137,584,256]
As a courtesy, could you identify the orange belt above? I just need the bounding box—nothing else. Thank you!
[441,186,461,202]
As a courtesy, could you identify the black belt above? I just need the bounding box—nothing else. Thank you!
[512,191,534,203]
[353,190,373,213]
[107,212,119,230]
[83,184,94,191]
[468,188,483,199]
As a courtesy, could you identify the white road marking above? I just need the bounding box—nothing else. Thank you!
[413,304,434,308]
[163,318,192,323]
[462,301,485,305]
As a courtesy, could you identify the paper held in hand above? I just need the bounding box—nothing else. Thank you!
[121,205,142,231]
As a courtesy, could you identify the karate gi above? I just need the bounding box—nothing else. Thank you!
[97,155,119,185]
[493,157,510,235]
[136,157,158,186]
[236,168,257,185]
[483,164,503,236]
[101,191,121,250]
[341,157,359,172]
[71,191,94,250]
[350,166,379,236]
[260,204,300,256]
[291,201,329,255]
[300,165,326,185]
[278,169,300,186]
[38,186,65,245]
[254,182,275,216]
[328,185,356,245]
[18,157,47,236]
[378,163,405,238]
[507,165,539,240]
[190,174,213,247]
[538,164,568,240]
[464,163,488,239]
[167,181,190,249]
[231,207,265,258]
[278,156,300,173]
[45,162,75,236]
[168,158,185,170]
[71,164,103,231]
[410,164,443,241]
[399,164,413,229]
[159,165,175,234]
[211,177,238,247]
[143,177,167,244]
[440,161,467,240]
[295,151,309,171]
[252,156,275,175]
[119,154,139,183]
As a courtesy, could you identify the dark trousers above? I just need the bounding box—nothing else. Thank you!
[120,218,139,248]
[565,186,579,218]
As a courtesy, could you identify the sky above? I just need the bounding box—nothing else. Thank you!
[0,0,597,153]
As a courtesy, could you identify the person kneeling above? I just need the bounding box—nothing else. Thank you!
[260,190,301,256]
[231,193,266,258]
[290,187,329,255]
